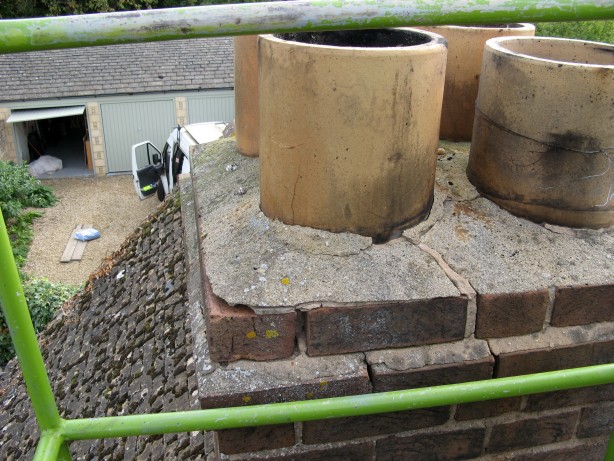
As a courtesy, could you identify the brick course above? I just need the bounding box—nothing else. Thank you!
[475,290,549,338]
[524,383,614,412]
[306,297,467,356]
[486,411,579,454]
[230,442,376,461]
[495,339,614,377]
[371,356,494,392]
[455,397,522,421]
[376,428,486,461]
[205,277,296,362]
[302,407,450,444]
[216,424,296,454]
[551,284,614,326]
[577,402,614,438]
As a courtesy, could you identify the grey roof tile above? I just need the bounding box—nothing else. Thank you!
[0,37,234,103]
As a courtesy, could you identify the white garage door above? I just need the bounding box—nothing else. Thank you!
[101,99,176,173]
[187,90,235,124]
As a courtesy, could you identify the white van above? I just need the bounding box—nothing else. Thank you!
[131,121,232,201]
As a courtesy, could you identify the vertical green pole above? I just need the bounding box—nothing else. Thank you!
[0,210,62,432]
[606,430,614,461]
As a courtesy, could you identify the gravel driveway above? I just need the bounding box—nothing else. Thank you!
[23,175,160,286]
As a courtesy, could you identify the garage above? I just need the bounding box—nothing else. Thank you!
[6,106,90,176]
[0,37,234,176]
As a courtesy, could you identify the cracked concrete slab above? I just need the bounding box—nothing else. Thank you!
[407,144,614,294]
[191,139,460,309]
[192,139,613,309]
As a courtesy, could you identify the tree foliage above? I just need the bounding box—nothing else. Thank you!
[0,0,262,19]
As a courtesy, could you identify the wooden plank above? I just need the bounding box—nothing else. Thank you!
[71,224,92,261]
[60,224,82,263]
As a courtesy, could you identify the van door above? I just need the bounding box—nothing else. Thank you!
[131,141,164,200]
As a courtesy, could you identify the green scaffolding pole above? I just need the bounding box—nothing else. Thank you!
[0,0,613,54]
[0,2,614,460]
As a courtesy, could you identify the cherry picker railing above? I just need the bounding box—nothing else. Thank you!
[1,2,613,460]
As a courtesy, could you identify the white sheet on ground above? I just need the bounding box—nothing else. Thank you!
[28,155,63,177]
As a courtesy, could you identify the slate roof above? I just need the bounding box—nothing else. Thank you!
[0,196,209,460]
[0,37,234,103]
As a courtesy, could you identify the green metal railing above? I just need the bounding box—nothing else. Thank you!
[1,2,614,460]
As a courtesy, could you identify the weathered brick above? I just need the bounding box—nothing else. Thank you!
[455,397,522,421]
[376,428,485,461]
[551,284,614,327]
[486,411,579,453]
[205,278,296,362]
[306,297,467,356]
[302,406,450,444]
[504,439,608,461]
[524,384,614,412]
[201,373,371,409]
[496,339,614,377]
[231,441,375,461]
[577,402,614,438]
[217,424,295,455]
[475,290,549,338]
[371,356,494,392]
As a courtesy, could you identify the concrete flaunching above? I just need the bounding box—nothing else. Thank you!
[183,138,614,460]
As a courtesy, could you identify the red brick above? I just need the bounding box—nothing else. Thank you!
[376,428,485,460]
[306,297,467,356]
[232,441,375,461]
[455,397,522,421]
[577,402,614,438]
[475,290,549,338]
[504,439,608,461]
[495,339,614,377]
[302,406,450,444]
[552,284,614,327]
[486,411,579,453]
[524,383,614,411]
[217,424,295,455]
[204,275,296,362]
[371,356,494,392]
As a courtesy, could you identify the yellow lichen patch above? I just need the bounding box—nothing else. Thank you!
[319,381,329,388]
[306,392,314,399]
[281,277,290,285]
[265,329,279,339]
[246,331,257,339]
[242,396,252,404]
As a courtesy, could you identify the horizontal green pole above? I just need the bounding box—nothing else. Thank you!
[1,0,614,54]
[0,211,62,432]
[61,363,614,440]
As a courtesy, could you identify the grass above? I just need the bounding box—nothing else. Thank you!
[536,20,614,44]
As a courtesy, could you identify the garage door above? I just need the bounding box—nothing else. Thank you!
[101,99,176,173]
[187,90,235,124]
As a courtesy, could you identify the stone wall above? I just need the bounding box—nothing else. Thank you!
[189,140,614,460]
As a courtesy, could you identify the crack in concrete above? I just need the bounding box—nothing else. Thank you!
[414,242,478,338]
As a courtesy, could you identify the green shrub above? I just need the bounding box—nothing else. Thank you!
[0,160,56,268]
[0,278,78,366]
[536,20,614,44]
[0,160,56,220]
[7,211,40,268]
[0,161,68,365]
